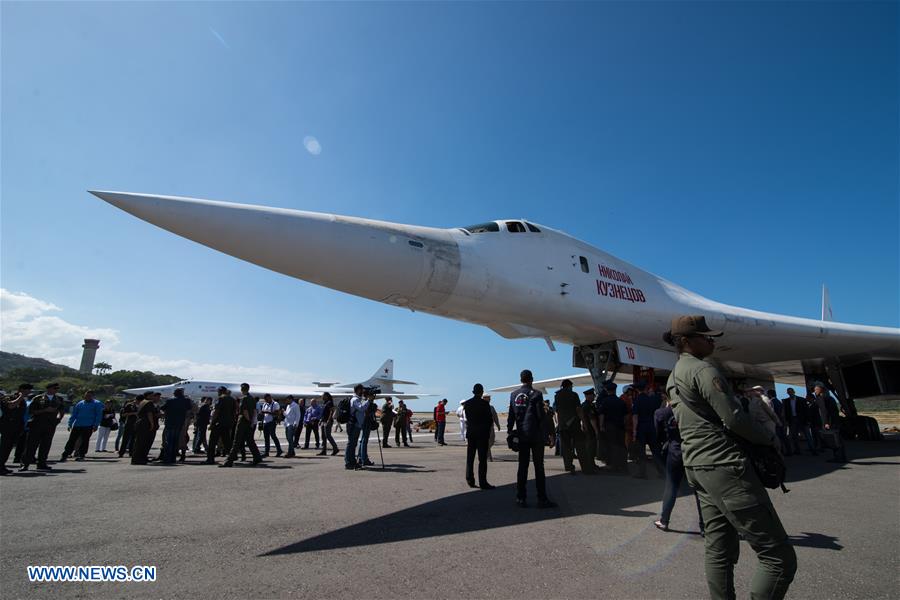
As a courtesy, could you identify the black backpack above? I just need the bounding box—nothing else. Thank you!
[336,398,352,424]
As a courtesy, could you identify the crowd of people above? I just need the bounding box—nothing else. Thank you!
[0,315,870,600]
[0,372,850,478]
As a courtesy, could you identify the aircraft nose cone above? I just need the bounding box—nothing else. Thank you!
[89,190,461,309]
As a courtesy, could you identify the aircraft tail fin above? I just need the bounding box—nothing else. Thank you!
[821,284,833,321]
[362,359,418,392]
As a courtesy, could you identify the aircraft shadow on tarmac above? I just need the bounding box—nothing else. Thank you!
[262,439,899,557]
[262,472,660,556]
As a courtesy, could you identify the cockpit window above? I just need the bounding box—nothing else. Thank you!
[526,222,541,233]
[506,221,527,233]
[463,222,500,233]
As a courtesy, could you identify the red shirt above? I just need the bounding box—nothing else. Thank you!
[435,403,446,422]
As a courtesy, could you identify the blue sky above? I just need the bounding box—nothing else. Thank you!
[2,2,897,408]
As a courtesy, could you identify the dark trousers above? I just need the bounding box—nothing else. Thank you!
[207,422,233,461]
[436,421,446,444]
[466,435,490,485]
[263,421,282,454]
[23,424,56,467]
[14,432,27,463]
[787,419,815,454]
[634,428,664,477]
[604,426,628,471]
[294,423,303,447]
[63,426,94,458]
[516,440,547,501]
[193,423,209,453]
[161,424,184,463]
[0,428,24,467]
[345,423,360,467]
[118,421,136,457]
[304,422,320,448]
[382,421,392,446]
[131,424,155,464]
[660,452,704,528]
[395,421,408,445]
[228,420,261,462]
[322,422,338,452]
[559,425,579,470]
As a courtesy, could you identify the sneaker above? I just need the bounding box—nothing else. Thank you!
[654,520,669,531]
[18,465,29,472]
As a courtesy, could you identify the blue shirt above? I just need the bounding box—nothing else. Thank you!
[304,404,322,423]
[68,399,104,428]
[632,393,659,428]
[351,396,366,428]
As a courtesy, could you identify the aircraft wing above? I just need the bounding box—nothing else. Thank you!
[491,372,634,395]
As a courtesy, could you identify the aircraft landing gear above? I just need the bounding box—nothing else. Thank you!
[573,342,620,393]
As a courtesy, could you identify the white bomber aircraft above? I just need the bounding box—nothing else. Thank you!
[91,191,900,408]
[122,359,423,400]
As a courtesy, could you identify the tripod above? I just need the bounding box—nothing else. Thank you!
[357,425,385,470]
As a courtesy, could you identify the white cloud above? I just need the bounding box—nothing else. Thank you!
[303,135,322,156]
[0,289,312,384]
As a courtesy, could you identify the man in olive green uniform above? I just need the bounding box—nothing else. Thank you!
[220,383,262,467]
[579,389,601,472]
[118,395,141,457]
[20,382,64,471]
[554,380,594,473]
[665,315,795,600]
[205,386,236,464]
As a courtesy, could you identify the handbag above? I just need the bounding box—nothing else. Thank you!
[675,386,786,490]
[110,421,119,431]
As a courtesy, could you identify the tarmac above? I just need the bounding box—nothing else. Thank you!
[1,420,898,599]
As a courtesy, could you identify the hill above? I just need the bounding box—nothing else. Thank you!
[0,351,181,399]
[0,351,78,376]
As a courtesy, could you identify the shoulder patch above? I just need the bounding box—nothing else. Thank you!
[712,377,727,393]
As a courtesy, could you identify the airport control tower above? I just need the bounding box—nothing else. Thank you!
[79,339,100,374]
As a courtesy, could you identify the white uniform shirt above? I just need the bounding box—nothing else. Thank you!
[283,402,302,427]
[262,400,280,424]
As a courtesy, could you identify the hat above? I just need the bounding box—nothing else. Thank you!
[584,388,596,396]
[18,383,34,391]
[46,382,60,389]
[667,315,723,339]
[602,380,617,390]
